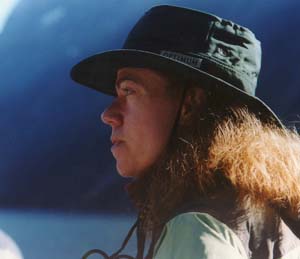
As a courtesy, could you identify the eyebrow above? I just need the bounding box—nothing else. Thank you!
[115,74,143,90]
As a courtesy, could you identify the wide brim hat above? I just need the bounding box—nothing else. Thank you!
[71,5,282,127]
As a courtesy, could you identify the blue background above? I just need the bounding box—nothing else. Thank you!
[1,0,300,213]
[1,1,300,258]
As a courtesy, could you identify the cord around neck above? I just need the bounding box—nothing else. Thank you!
[81,218,138,259]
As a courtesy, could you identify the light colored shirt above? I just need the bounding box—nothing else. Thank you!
[153,212,248,259]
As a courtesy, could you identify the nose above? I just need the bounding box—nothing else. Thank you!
[101,100,123,127]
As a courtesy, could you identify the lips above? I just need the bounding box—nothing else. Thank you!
[111,137,123,145]
[110,136,124,152]
[112,140,123,146]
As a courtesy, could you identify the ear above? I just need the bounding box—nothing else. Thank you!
[180,87,206,124]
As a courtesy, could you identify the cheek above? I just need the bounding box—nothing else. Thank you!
[148,117,174,142]
[120,97,179,176]
[135,101,178,153]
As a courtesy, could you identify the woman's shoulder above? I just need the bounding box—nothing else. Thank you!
[154,212,248,259]
[165,212,246,247]
[167,211,233,231]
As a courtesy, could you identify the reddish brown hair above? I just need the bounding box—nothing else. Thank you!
[127,81,300,233]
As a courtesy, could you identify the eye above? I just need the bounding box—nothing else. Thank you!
[117,80,137,96]
[120,86,135,96]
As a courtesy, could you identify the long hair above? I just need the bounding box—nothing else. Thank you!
[127,83,300,233]
[209,109,300,218]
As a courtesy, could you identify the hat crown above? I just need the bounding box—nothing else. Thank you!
[123,5,261,96]
[71,5,281,126]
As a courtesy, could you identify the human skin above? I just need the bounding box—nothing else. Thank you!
[101,67,182,178]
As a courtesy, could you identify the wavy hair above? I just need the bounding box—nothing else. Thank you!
[127,84,300,233]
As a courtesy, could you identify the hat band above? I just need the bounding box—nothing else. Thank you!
[160,51,203,69]
[156,50,255,95]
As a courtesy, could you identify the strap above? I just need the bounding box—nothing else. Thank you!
[110,219,138,258]
[82,249,109,259]
[81,219,138,259]
[136,218,146,259]
[145,226,164,259]
[170,86,188,137]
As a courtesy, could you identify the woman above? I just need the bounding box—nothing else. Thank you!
[71,5,300,259]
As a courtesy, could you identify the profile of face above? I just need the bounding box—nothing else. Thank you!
[101,67,181,178]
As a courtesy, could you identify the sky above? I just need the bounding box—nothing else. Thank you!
[0,0,20,34]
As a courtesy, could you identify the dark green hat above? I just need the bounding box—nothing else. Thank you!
[71,5,282,126]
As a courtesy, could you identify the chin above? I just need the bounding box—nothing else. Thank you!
[115,159,150,179]
[116,163,137,178]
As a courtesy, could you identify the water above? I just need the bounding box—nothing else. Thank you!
[0,209,137,259]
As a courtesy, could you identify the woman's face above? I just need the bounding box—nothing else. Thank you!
[101,67,181,178]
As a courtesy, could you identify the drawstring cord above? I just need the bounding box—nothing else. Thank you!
[82,249,110,259]
[110,218,138,259]
[136,218,146,259]
[81,218,138,259]
[170,86,188,139]
[81,215,159,259]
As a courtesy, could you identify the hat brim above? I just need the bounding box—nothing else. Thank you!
[70,49,282,126]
